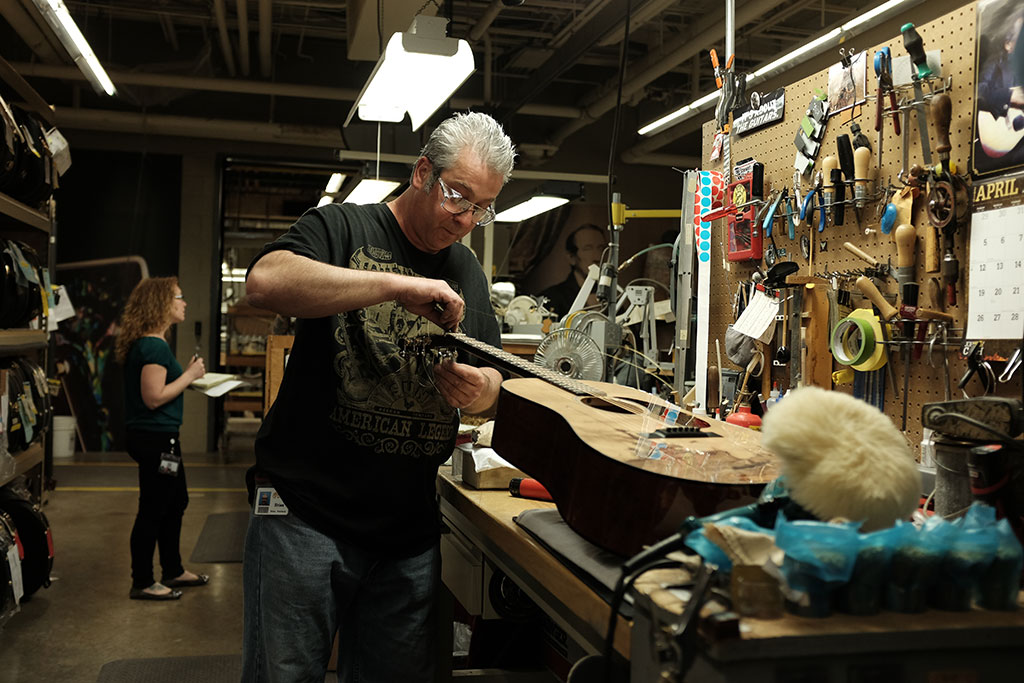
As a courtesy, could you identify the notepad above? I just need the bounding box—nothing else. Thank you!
[190,373,247,397]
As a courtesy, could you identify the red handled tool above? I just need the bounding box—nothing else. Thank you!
[509,478,554,502]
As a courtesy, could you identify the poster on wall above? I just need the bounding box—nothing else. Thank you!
[972,0,1024,177]
[826,51,867,116]
[54,257,149,451]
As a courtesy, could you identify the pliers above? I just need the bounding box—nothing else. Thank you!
[873,47,900,135]
[760,189,786,238]
[799,171,826,233]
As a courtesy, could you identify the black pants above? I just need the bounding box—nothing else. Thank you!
[127,430,189,589]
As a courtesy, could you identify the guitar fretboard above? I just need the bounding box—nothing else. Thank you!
[437,332,606,398]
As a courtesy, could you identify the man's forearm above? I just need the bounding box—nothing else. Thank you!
[246,250,404,318]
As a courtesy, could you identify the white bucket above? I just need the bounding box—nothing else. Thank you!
[52,416,77,459]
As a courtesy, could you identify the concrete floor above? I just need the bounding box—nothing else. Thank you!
[0,450,251,683]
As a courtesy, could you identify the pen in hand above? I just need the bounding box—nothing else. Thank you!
[194,321,203,360]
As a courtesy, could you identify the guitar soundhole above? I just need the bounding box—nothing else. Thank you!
[579,396,644,413]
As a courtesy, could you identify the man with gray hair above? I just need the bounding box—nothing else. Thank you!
[242,111,516,682]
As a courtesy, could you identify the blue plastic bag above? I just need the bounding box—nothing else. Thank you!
[775,515,860,617]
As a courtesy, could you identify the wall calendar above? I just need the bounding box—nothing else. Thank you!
[967,170,1024,340]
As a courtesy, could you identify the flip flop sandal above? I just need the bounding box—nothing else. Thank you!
[163,573,210,588]
[129,585,183,601]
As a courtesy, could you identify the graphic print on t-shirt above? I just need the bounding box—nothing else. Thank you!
[328,245,458,461]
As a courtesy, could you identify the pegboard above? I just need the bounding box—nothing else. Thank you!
[700,2,1023,454]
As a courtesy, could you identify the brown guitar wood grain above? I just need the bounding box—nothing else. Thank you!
[492,377,779,558]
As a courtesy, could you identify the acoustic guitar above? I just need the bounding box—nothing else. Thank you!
[418,333,780,557]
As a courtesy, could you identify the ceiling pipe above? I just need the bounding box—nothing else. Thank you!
[212,0,237,77]
[11,61,584,118]
[547,0,788,149]
[468,0,504,42]
[55,107,344,146]
[493,0,632,123]
[258,0,272,77]
[595,0,680,47]
[622,0,931,163]
[52,107,607,182]
[236,0,250,76]
[483,33,492,105]
[158,13,180,51]
[0,0,63,63]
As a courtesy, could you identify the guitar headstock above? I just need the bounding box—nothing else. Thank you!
[400,334,458,363]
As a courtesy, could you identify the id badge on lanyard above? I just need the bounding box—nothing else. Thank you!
[158,437,182,477]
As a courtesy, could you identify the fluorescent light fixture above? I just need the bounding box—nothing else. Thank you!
[636,0,919,137]
[325,173,345,194]
[317,172,347,206]
[748,28,842,80]
[343,15,474,131]
[638,91,719,136]
[343,179,401,205]
[494,180,583,223]
[842,0,908,30]
[29,0,116,96]
[495,196,569,223]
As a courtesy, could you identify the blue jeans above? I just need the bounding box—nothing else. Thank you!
[241,510,440,683]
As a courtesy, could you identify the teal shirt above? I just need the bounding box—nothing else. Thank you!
[124,336,184,432]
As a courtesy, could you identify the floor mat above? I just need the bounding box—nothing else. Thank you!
[189,510,250,563]
[97,655,241,683]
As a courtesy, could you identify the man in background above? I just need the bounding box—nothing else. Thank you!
[539,223,607,319]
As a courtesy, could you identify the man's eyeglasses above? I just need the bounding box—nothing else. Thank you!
[437,177,495,226]
[174,294,185,300]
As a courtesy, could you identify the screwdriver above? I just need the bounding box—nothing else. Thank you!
[901,23,934,167]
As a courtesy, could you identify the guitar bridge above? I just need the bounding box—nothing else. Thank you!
[644,426,713,439]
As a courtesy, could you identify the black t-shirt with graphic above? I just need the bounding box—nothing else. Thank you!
[249,203,500,557]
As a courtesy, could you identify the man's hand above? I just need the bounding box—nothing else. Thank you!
[396,277,464,332]
[432,360,502,413]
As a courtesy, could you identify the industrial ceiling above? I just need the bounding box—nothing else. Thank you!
[0,0,889,179]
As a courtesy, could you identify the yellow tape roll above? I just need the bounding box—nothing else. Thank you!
[831,316,875,366]
[849,308,887,372]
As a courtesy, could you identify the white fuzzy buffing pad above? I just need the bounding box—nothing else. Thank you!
[761,386,921,531]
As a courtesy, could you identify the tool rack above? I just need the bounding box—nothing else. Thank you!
[701,1,1023,450]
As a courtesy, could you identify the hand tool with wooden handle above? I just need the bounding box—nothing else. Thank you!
[894,223,916,289]
[856,275,898,321]
[901,23,933,167]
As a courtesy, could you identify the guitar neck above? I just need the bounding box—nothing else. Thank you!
[436,333,605,398]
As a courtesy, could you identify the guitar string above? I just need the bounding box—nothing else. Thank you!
[439,332,668,420]
[445,300,677,403]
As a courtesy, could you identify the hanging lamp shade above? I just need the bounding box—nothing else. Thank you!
[344,15,474,131]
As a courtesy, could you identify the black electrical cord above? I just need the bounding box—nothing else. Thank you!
[605,0,634,233]
[601,557,681,683]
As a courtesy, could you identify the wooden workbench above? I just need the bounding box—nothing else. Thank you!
[631,568,1024,682]
[436,468,631,661]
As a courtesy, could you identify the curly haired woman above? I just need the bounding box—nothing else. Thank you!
[115,276,208,600]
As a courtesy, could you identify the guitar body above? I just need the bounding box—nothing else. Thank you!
[492,377,780,557]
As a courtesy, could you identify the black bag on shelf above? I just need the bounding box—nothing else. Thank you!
[14,358,50,433]
[4,359,30,454]
[0,486,52,598]
[0,240,42,329]
[0,93,23,191]
[8,107,52,207]
[0,106,51,208]
[0,510,18,620]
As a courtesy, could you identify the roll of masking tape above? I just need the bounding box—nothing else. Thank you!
[831,315,875,366]
[849,308,887,372]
